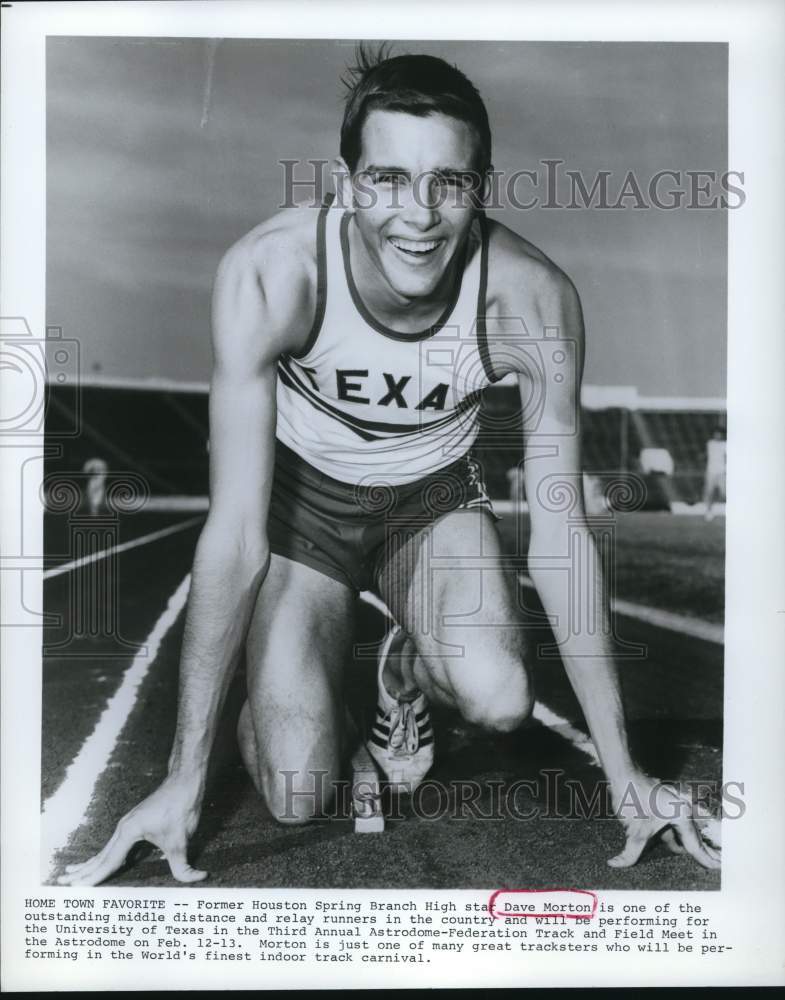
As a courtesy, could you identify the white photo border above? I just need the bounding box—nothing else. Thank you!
[2,0,784,990]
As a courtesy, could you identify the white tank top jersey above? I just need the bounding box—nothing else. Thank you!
[275,194,501,486]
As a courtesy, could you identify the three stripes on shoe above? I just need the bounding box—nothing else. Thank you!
[370,701,434,757]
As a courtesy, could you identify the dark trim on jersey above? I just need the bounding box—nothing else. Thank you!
[278,356,481,441]
[289,192,334,360]
[278,360,375,442]
[339,212,469,342]
[279,356,481,439]
[476,214,503,384]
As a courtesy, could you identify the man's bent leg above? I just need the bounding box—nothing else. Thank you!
[377,509,533,733]
[239,553,355,824]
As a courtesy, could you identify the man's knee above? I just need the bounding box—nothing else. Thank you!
[457,664,533,734]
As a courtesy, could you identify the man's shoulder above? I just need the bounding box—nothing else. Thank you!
[215,207,322,343]
[484,218,580,318]
[481,219,584,385]
[219,206,319,288]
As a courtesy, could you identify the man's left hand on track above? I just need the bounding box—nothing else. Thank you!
[608,773,721,871]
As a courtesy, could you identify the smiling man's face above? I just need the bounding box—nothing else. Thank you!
[346,109,483,303]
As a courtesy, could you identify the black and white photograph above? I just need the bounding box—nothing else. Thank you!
[2,0,784,990]
[41,35,729,890]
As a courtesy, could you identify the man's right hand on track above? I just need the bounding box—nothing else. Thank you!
[56,777,207,887]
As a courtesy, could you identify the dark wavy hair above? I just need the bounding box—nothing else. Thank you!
[339,44,492,174]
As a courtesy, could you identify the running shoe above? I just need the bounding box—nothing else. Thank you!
[366,626,434,793]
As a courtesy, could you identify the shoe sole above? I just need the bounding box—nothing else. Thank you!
[351,743,385,833]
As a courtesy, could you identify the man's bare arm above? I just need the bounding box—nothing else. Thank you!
[515,268,720,870]
[166,246,280,787]
[58,235,306,886]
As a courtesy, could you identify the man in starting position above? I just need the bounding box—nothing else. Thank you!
[60,50,720,886]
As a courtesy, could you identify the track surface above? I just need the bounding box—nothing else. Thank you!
[42,511,724,890]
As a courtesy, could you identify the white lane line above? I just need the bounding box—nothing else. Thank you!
[517,573,724,645]
[43,515,204,581]
[41,574,192,881]
[143,496,209,512]
[610,597,723,644]
[530,701,601,768]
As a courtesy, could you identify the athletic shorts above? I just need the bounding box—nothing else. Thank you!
[268,440,499,594]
